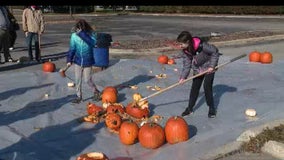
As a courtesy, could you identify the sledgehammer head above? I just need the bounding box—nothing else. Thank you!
[59,69,66,77]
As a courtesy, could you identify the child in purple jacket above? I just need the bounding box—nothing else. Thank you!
[173,31,221,118]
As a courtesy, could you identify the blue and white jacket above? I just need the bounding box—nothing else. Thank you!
[66,31,96,67]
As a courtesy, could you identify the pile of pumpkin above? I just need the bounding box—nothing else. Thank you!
[249,50,273,64]
[157,55,176,65]
[82,86,190,149]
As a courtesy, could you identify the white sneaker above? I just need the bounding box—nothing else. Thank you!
[9,47,14,51]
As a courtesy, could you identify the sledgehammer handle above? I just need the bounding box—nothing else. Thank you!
[139,53,247,102]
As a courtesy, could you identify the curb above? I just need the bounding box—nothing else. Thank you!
[204,119,284,160]
[109,34,284,56]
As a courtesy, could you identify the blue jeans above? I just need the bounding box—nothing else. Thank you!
[26,32,40,61]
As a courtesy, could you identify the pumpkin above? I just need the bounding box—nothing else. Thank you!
[157,55,169,64]
[105,113,122,131]
[138,122,165,149]
[102,91,117,103]
[260,51,273,64]
[137,100,149,109]
[103,86,118,95]
[42,61,56,72]
[106,103,125,114]
[164,116,189,144]
[119,120,139,145]
[76,152,109,160]
[132,93,142,102]
[249,51,261,62]
[86,102,104,115]
[167,58,176,65]
[125,103,150,119]
[245,108,257,117]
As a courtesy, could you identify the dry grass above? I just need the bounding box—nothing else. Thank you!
[240,124,284,153]
[214,124,284,160]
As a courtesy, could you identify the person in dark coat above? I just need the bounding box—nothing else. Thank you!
[0,6,15,63]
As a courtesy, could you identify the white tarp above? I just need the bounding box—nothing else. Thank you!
[0,56,283,160]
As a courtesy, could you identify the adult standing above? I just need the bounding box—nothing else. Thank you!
[7,7,19,51]
[22,5,45,62]
[0,6,15,63]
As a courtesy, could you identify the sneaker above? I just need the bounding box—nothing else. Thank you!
[9,47,14,51]
[93,91,102,102]
[181,108,193,117]
[7,58,16,62]
[72,97,82,104]
[208,109,217,118]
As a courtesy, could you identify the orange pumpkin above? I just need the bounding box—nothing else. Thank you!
[260,51,273,64]
[167,58,176,65]
[86,102,103,115]
[157,55,169,64]
[105,113,122,131]
[165,116,189,144]
[76,152,109,160]
[138,122,165,149]
[103,86,118,95]
[119,120,139,145]
[249,51,261,62]
[102,91,117,103]
[125,103,150,119]
[42,61,56,72]
[106,103,125,114]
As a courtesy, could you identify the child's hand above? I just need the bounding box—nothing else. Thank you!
[67,62,72,67]
[179,78,185,84]
[207,67,214,73]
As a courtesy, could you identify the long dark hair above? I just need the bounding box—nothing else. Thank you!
[177,31,195,54]
[73,19,94,33]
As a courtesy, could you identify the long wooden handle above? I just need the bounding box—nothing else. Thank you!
[139,54,247,102]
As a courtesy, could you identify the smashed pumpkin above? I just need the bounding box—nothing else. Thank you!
[76,152,109,160]
[125,103,150,119]
[86,102,104,115]
[105,113,122,131]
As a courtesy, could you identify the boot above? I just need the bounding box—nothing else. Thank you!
[72,96,82,104]
[181,107,193,117]
[93,91,102,102]
[208,108,217,118]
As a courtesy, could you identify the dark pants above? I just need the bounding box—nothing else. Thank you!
[187,72,215,111]
[26,32,40,61]
[0,29,12,62]
[9,30,17,48]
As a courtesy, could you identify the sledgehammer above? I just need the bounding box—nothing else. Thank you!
[139,53,247,102]
[59,65,74,82]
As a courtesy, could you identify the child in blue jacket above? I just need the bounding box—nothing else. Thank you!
[66,19,101,103]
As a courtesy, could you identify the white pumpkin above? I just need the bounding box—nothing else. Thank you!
[245,108,257,117]
[67,82,75,87]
